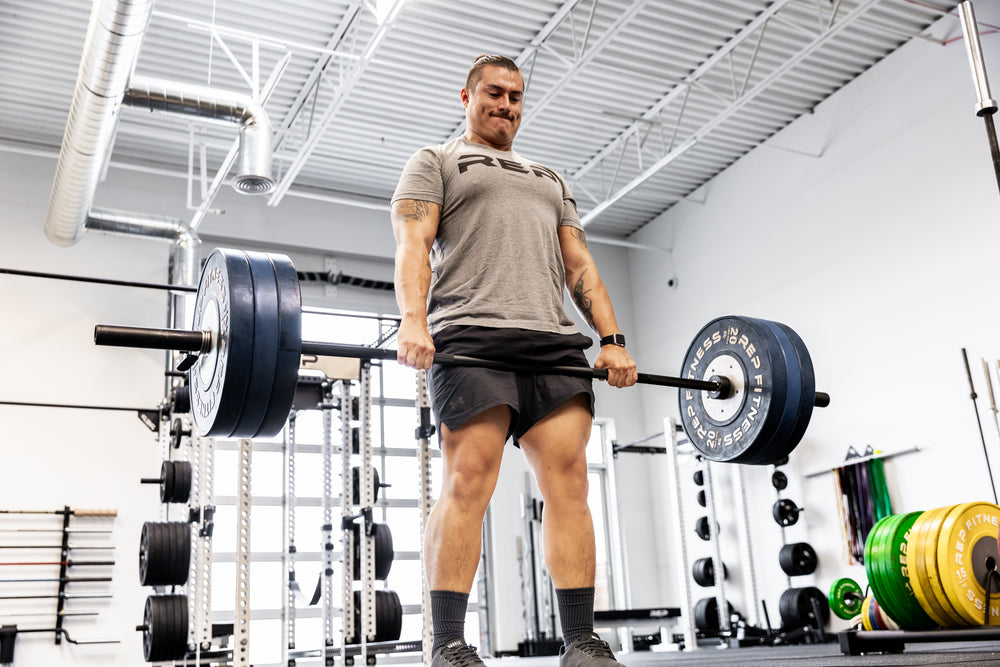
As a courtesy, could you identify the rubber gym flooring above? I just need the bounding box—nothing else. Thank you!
[478,640,1000,666]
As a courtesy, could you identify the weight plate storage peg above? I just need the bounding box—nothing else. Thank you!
[772,498,801,527]
[139,521,191,587]
[692,469,705,486]
[771,470,788,491]
[139,594,188,662]
[779,542,818,576]
[696,489,707,507]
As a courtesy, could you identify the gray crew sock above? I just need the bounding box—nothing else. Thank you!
[430,590,469,655]
[556,586,595,646]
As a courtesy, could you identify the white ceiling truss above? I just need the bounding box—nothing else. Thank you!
[0,0,968,240]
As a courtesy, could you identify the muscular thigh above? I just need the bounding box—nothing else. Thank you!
[517,394,593,487]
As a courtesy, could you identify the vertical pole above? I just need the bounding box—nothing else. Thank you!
[191,432,215,654]
[732,466,760,628]
[702,462,728,642]
[359,362,375,661]
[333,384,348,663]
[283,417,297,664]
[958,1,1000,194]
[663,418,696,651]
[234,438,253,667]
[602,423,632,652]
[416,370,434,662]
[53,506,70,645]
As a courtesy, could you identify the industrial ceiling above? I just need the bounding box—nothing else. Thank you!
[0,0,967,243]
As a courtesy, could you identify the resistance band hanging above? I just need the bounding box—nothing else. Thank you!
[832,446,893,565]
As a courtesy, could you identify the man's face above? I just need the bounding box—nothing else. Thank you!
[461,65,523,150]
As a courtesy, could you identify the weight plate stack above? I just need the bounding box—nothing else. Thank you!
[903,507,957,628]
[691,557,727,587]
[256,251,303,438]
[141,594,188,662]
[189,248,256,438]
[351,522,394,581]
[908,507,964,627]
[679,316,788,464]
[351,466,382,506]
[351,589,403,643]
[828,577,863,620]
[779,542,817,576]
[778,587,828,629]
[865,512,935,629]
[693,597,734,634]
[234,251,283,438]
[139,521,191,587]
[935,502,1000,625]
[744,319,816,465]
[160,460,192,504]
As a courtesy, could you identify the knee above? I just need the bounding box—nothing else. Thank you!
[538,456,590,505]
[440,450,501,509]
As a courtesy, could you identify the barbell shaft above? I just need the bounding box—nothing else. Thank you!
[96,325,723,392]
[94,325,830,406]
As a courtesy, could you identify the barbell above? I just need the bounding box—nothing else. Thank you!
[94,248,829,465]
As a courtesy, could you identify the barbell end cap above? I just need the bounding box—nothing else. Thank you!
[135,625,148,633]
[706,375,731,400]
[139,478,163,485]
[814,392,830,408]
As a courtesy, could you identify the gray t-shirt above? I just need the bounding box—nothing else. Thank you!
[392,137,584,336]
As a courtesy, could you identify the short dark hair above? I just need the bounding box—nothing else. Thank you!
[465,54,521,92]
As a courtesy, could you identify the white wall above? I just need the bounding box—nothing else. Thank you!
[628,8,1000,630]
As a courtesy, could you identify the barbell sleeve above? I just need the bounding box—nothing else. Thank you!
[95,325,208,353]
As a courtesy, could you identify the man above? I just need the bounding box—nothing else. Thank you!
[391,54,637,667]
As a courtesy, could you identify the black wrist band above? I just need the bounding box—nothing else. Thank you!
[600,333,626,348]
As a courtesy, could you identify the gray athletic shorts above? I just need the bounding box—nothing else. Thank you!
[428,325,596,444]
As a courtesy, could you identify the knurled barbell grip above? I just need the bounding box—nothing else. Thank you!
[301,341,725,393]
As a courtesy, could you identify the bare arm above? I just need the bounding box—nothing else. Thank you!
[559,225,638,387]
[391,198,441,370]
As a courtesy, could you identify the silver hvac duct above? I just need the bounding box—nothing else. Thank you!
[44,0,155,247]
[85,208,201,288]
[123,75,275,195]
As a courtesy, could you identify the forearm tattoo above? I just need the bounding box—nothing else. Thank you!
[573,269,596,328]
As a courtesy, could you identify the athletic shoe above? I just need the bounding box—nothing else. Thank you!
[559,632,624,666]
[430,638,485,667]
